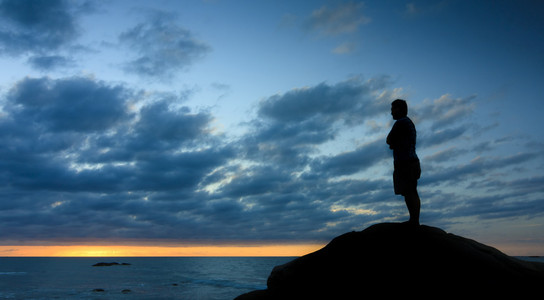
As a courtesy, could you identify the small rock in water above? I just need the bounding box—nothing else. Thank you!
[121,289,131,294]
[93,262,118,266]
[92,262,131,267]
[92,288,105,292]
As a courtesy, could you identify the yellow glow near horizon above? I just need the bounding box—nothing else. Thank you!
[0,244,325,257]
[1,243,540,257]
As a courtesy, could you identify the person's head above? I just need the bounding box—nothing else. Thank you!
[391,99,408,120]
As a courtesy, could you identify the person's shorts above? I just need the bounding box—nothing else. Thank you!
[393,159,421,196]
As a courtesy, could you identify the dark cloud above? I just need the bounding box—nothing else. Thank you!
[423,146,467,163]
[27,55,75,70]
[419,124,470,148]
[421,152,541,188]
[0,0,91,57]
[0,76,133,193]
[5,77,131,133]
[442,192,544,222]
[135,101,212,144]
[260,77,391,123]
[119,11,211,79]
[0,76,239,242]
[415,94,476,131]
[0,74,230,192]
[242,77,392,168]
[409,94,481,149]
[311,139,388,177]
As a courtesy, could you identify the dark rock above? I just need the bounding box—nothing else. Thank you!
[92,262,119,266]
[92,288,105,292]
[234,289,271,300]
[235,223,544,299]
[121,289,131,294]
[92,262,131,267]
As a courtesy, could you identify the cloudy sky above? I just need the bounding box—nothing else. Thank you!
[0,0,543,256]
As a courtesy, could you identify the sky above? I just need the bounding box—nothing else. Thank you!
[0,0,543,256]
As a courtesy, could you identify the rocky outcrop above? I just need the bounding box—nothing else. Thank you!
[235,223,544,299]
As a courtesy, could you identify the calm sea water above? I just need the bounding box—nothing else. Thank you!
[0,257,295,300]
[1,256,542,299]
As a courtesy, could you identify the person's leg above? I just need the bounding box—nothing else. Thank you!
[405,160,421,225]
[404,189,420,225]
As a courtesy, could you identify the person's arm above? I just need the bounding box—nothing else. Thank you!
[387,122,397,149]
[386,133,393,149]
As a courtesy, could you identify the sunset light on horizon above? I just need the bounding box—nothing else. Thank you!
[1,240,542,257]
[0,244,324,257]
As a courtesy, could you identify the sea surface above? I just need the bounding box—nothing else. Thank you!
[0,257,295,300]
[1,256,542,299]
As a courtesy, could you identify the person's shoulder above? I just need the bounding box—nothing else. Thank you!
[400,116,415,125]
[396,117,410,124]
[394,117,416,131]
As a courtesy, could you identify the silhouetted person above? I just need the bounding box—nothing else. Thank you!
[386,99,421,226]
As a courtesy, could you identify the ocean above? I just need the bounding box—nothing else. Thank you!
[1,256,542,299]
[0,257,294,300]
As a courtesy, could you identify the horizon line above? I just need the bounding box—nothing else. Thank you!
[1,243,542,257]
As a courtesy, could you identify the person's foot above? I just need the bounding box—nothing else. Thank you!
[403,220,420,226]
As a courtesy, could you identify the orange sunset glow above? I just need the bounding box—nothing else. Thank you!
[0,244,324,257]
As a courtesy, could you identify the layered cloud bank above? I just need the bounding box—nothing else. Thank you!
[1,74,541,246]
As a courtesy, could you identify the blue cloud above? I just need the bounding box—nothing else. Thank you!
[311,139,388,177]
[27,55,75,70]
[5,77,131,132]
[305,2,371,36]
[119,11,211,79]
[0,0,92,58]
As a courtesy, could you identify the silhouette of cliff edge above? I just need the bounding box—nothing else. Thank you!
[235,223,544,299]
